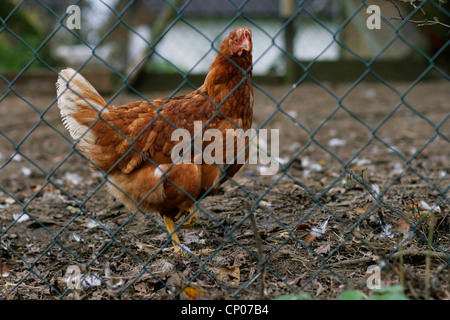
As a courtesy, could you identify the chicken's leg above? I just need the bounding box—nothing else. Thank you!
[164,213,214,257]
[163,215,189,255]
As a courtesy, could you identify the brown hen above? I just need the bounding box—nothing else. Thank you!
[56,27,253,254]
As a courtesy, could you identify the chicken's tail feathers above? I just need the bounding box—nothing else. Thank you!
[56,67,107,141]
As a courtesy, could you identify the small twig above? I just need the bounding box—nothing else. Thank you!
[388,0,405,20]
[387,0,450,28]
[390,248,448,261]
[391,16,450,28]
[245,200,266,300]
[388,0,426,15]
[350,170,388,210]
[328,256,374,267]
[328,249,448,267]
[425,219,436,299]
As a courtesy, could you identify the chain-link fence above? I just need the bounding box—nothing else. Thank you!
[0,0,449,300]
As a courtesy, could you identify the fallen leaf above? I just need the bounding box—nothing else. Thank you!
[395,218,411,238]
[295,224,311,231]
[197,249,214,255]
[1,262,9,277]
[405,200,440,212]
[29,184,42,193]
[217,266,240,285]
[314,279,326,296]
[134,282,148,294]
[182,285,206,300]
[329,187,346,194]
[315,243,331,255]
[354,203,371,215]
[183,231,200,245]
[304,233,317,243]
[404,201,443,229]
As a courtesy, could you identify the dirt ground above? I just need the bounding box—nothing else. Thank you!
[0,79,449,300]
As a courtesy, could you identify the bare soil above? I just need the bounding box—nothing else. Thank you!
[0,79,449,300]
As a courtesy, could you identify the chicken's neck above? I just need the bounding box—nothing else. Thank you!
[202,53,253,120]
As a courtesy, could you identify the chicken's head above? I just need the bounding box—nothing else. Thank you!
[221,27,253,60]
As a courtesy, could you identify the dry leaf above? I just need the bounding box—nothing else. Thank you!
[314,279,326,296]
[315,243,331,255]
[304,233,317,243]
[395,218,411,238]
[1,262,10,277]
[405,201,441,218]
[217,266,240,285]
[404,201,442,228]
[405,200,440,212]
[182,285,206,300]
[183,231,200,245]
[134,282,148,294]
[197,249,214,255]
[29,184,42,193]
[354,203,370,214]
[295,223,311,231]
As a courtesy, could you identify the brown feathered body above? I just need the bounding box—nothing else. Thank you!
[56,28,253,253]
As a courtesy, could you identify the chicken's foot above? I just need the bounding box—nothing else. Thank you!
[175,207,198,229]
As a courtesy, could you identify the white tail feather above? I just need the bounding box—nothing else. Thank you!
[56,68,106,142]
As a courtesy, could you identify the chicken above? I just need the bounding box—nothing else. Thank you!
[56,27,253,254]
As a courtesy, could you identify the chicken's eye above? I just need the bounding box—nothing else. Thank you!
[234,38,238,43]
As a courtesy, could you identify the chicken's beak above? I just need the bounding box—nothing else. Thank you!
[237,38,251,56]
[240,39,251,52]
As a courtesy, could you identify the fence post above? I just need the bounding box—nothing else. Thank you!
[280,0,297,84]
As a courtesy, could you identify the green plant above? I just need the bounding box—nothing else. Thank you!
[276,285,409,300]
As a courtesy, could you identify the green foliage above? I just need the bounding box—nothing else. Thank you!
[338,285,409,300]
[0,0,56,71]
[276,292,318,300]
[0,34,41,71]
[276,285,409,300]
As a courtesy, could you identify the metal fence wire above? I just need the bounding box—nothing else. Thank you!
[0,0,449,300]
